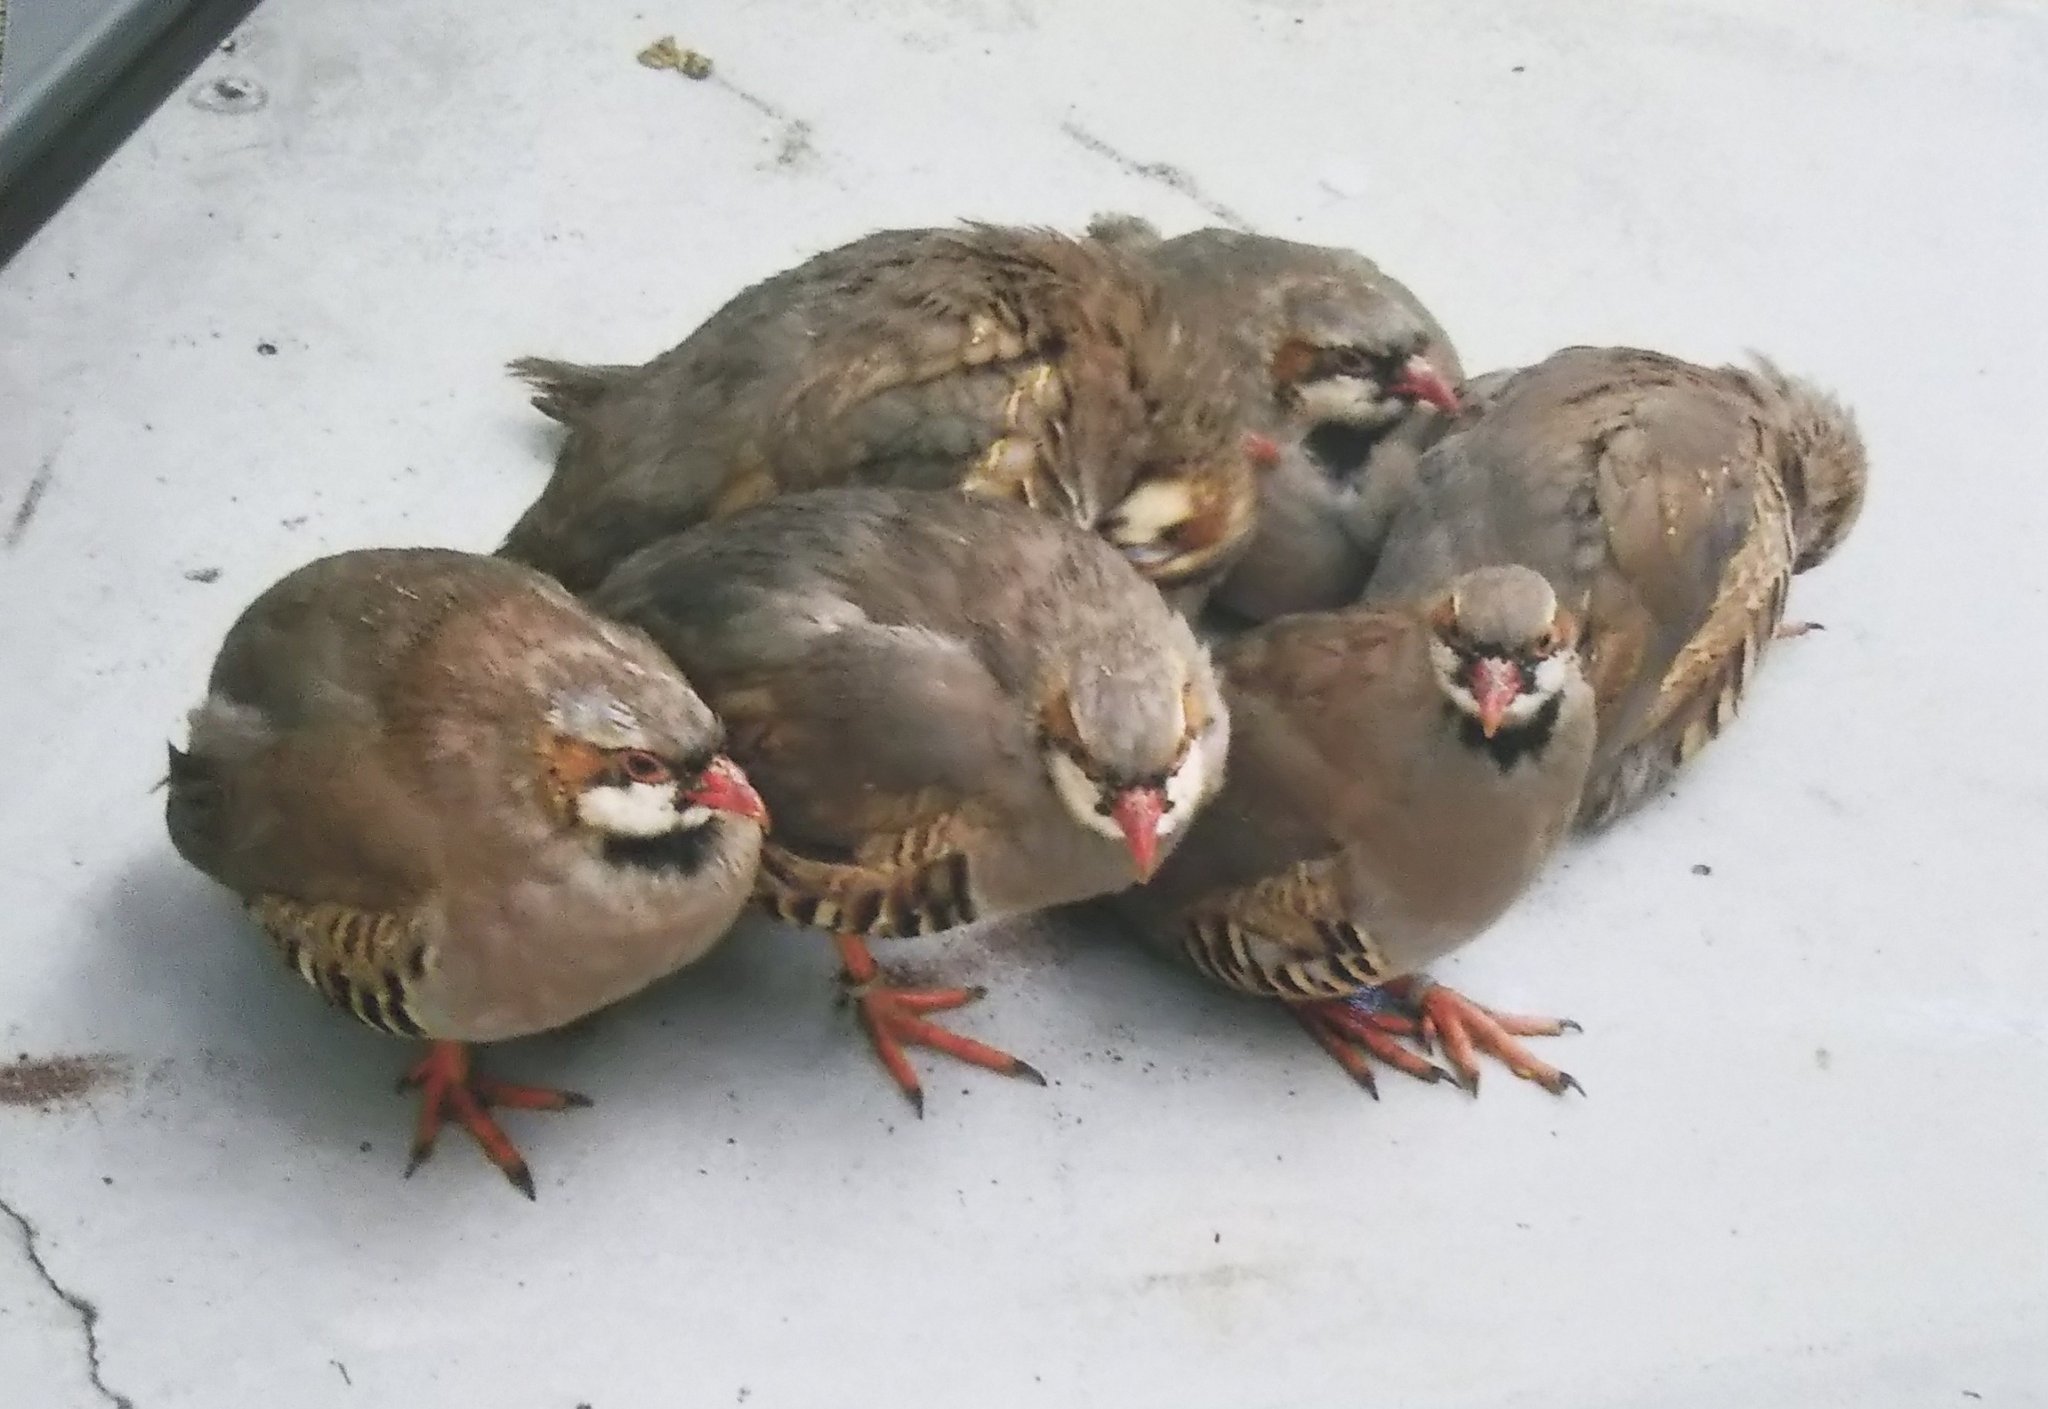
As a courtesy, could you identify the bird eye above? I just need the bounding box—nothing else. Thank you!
[618,749,672,785]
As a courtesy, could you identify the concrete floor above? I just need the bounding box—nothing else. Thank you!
[3,1,2046,1405]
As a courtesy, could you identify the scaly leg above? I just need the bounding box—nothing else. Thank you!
[835,933,1046,1116]
[397,1040,590,1199]
[1383,976,1583,1097]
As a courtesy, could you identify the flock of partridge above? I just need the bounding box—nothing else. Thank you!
[164,216,1868,1198]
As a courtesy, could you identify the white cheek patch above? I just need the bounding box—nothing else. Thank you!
[577,781,684,837]
[1046,750,1127,843]
[1294,375,1392,425]
[1525,651,1575,706]
[1103,481,1197,549]
[1161,727,1220,835]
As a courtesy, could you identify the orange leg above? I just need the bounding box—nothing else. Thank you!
[1292,997,1449,1096]
[396,1040,591,1199]
[834,933,1046,1117]
[1382,976,1583,1097]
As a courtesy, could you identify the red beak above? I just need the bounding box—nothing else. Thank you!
[1389,356,1461,415]
[1468,659,1523,739]
[683,755,769,826]
[1108,785,1167,881]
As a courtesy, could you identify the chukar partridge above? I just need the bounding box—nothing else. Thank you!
[501,224,1261,603]
[1364,347,1867,828]
[592,487,1229,1113]
[1089,215,1463,622]
[1117,565,1597,1094]
[165,549,768,1196]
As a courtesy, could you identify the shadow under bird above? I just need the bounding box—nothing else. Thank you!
[164,548,768,1197]
[592,487,1230,1114]
[1116,564,1597,1095]
[1363,345,1868,829]
[501,223,1262,605]
[1090,214,1464,622]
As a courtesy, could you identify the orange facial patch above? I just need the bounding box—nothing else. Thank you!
[539,733,611,822]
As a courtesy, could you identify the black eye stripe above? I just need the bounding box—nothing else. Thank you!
[607,748,718,785]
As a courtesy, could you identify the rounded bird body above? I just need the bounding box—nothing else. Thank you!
[1123,565,1594,996]
[501,224,1259,600]
[165,548,768,1193]
[592,487,1231,1110]
[1117,565,1597,1094]
[593,487,1230,925]
[1362,345,1867,828]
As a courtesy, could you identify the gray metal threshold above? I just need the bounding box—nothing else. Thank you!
[0,0,260,265]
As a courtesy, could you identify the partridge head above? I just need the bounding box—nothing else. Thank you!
[165,548,767,1195]
[500,223,1259,599]
[594,487,1229,1111]
[1424,565,1583,743]
[1090,217,1464,620]
[1266,277,1461,429]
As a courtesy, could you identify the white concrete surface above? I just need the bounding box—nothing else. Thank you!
[2,1,2045,1405]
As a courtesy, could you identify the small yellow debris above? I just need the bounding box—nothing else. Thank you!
[637,35,714,80]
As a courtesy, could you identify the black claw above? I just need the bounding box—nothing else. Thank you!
[1349,1067,1380,1100]
[402,1146,431,1180]
[905,1086,926,1119]
[1011,1060,1049,1087]
[1456,1070,1481,1098]
[560,1091,595,1110]
[1420,1063,1454,1085]
[1556,1073,1586,1097]
[965,985,990,1002]
[504,1163,537,1201]
[395,1072,420,1095]
[1558,1019,1584,1035]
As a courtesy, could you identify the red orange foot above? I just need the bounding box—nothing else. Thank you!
[834,934,1047,1117]
[397,1040,591,1199]
[1383,976,1583,1097]
[1292,995,1451,1097]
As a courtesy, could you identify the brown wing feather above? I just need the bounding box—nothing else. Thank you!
[1575,363,1797,825]
[755,819,979,938]
[246,895,435,1037]
[1177,857,1394,1000]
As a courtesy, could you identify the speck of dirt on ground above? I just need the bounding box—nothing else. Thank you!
[0,1053,130,1110]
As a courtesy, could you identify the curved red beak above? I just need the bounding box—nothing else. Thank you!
[1108,785,1167,880]
[1467,659,1523,739]
[1390,356,1461,415]
[683,755,770,826]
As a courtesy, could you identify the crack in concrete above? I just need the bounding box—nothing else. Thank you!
[0,1190,136,1408]
[1060,122,1253,230]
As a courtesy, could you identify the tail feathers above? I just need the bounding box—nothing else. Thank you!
[1744,355,1869,572]
[508,356,628,424]
[1086,212,1164,249]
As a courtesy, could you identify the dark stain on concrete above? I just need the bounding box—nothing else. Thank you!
[0,1053,131,1110]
